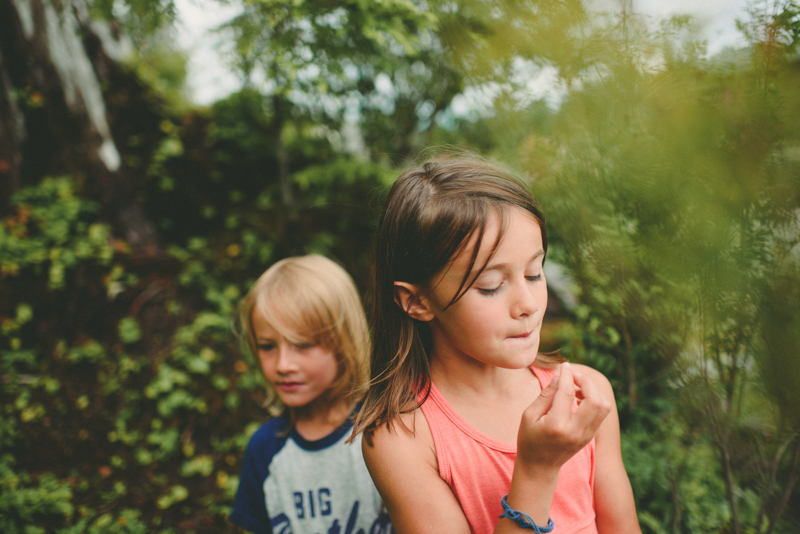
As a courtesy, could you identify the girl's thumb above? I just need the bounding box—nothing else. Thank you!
[524,372,559,420]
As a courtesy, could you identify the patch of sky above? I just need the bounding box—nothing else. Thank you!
[410,60,430,79]
[415,100,437,129]
[367,73,398,115]
[344,92,362,124]
[375,73,397,100]
[294,17,314,41]
[315,8,348,30]
[295,62,320,84]
[508,58,568,110]
[343,63,360,82]
[439,1,459,15]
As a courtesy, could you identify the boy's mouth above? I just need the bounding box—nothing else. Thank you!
[275,381,303,391]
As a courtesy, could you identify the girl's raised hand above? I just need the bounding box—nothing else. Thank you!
[501,363,612,529]
[516,362,611,476]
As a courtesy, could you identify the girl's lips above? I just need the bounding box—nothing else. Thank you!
[509,331,532,339]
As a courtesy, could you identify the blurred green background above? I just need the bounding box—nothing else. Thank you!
[1,0,799,532]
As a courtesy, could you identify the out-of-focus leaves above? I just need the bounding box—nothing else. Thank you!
[500,3,800,532]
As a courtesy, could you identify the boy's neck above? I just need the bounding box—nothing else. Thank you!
[292,400,353,442]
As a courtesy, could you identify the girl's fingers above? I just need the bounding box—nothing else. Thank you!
[548,362,576,417]
[573,371,611,433]
[523,366,560,421]
[519,365,612,473]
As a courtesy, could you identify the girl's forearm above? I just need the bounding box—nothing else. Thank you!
[494,464,560,533]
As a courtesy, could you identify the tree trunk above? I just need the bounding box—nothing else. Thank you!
[271,93,300,255]
[621,319,637,408]
[719,442,742,534]
[0,0,157,252]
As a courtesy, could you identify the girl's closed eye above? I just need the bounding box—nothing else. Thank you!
[477,274,542,296]
[477,285,502,296]
[258,342,276,352]
[475,274,504,296]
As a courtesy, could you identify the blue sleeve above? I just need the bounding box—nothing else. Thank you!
[229,419,288,534]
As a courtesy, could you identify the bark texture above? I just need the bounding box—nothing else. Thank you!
[0,0,157,252]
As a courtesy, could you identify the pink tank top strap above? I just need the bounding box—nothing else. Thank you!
[531,365,556,388]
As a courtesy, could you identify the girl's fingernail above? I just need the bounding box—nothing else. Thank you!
[551,374,559,387]
[575,371,583,378]
[563,362,571,369]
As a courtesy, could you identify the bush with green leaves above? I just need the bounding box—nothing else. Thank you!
[0,176,267,532]
[0,87,393,530]
[510,5,800,533]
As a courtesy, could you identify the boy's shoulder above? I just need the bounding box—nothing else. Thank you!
[245,415,291,462]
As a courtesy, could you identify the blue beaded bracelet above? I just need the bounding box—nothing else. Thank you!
[499,495,555,533]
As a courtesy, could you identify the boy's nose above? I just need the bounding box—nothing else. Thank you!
[275,345,297,373]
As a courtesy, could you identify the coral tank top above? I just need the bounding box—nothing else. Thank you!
[419,366,597,534]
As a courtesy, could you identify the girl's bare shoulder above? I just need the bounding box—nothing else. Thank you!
[364,408,437,470]
[362,408,473,532]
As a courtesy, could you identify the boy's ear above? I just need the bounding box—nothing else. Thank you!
[393,282,434,321]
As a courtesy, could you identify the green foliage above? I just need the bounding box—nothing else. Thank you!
[88,0,177,46]
[125,42,190,114]
[220,0,463,162]
[498,3,800,532]
[0,177,265,531]
[0,99,392,532]
[222,0,436,91]
[12,0,800,532]
[0,177,114,289]
[616,399,738,534]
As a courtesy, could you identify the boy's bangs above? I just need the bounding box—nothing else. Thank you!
[254,289,335,349]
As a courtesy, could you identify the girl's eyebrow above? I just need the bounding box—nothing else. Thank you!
[477,249,545,274]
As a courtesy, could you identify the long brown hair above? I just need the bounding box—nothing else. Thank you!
[352,152,561,442]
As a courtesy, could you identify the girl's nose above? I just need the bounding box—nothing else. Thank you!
[511,280,540,318]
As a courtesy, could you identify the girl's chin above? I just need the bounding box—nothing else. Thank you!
[510,345,543,368]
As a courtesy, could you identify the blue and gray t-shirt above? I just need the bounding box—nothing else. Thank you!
[230,413,392,534]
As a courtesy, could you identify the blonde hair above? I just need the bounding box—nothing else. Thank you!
[352,152,563,442]
[238,254,370,418]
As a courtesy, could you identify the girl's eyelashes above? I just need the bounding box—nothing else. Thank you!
[477,286,502,296]
[257,342,276,352]
[477,273,543,296]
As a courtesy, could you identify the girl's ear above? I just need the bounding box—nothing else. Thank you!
[393,282,434,321]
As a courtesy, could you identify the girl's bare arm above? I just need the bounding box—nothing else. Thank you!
[364,363,612,533]
[573,365,641,534]
[362,409,472,533]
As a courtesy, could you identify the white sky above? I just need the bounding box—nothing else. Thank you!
[174,0,754,106]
